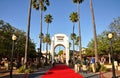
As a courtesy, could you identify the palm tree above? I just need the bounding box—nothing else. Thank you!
[48,37,51,61]
[70,33,76,64]
[69,12,79,64]
[38,32,44,66]
[0,20,4,27]
[44,34,51,64]
[32,0,50,66]
[24,0,32,69]
[72,0,84,60]
[69,42,72,48]
[90,0,98,62]
[44,14,53,34]
[44,14,53,65]
[42,34,45,51]
[75,36,80,50]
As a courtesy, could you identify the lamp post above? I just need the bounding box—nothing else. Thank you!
[37,48,40,67]
[10,34,17,78]
[108,33,117,78]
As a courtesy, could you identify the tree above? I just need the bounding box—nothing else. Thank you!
[87,17,120,63]
[109,17,120,53]
[97,32,110,55]
[44,14,53,34]
[32,0,50,67]
[44,14,53,64]
[75,36,80,50]
[72,0,84,60]
[109,17,120,34]
[24,0,32,69]
[108,17,120,63]
[58,50,63,55]
[42,34,46,51]
[90,0,98,62]
[87,31,111,64]
[69,42,72,48]
[0,22,14,58]
[44,34,51,65]
[0,20,4,28]
[69,12,78,64]
[0,20,36,62]
[70,33,76,64]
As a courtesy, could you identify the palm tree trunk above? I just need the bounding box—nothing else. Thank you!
[73,23,75,64]
[90,0,98,62]
[45,43,48,65]
[39,3,43,67]
[45,23,49,65]
[77,2,82,60]
[24,0,32,69]
[47,23,49,35]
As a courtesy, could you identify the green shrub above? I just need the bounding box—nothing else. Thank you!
[25,67,34,73]
[17,66,25,73]
[100,65,107,72]
[87,66,92,72]
[17,66,34,73]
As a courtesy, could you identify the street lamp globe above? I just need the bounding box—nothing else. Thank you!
[12,34,17,40]
[108,33,113,39]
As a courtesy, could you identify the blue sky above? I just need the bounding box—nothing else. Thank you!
[0,0,120,51]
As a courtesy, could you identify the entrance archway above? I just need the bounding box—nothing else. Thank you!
[50,34,70,65]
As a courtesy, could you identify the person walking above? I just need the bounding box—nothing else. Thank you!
[82,57,88,73]
[74,58,80,73]
[91,57,95,73]
[52,59,56,67]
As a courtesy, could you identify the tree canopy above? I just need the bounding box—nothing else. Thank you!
[87,17,120,57]
[0,20,36,59]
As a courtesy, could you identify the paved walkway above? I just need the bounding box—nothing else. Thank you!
[0,64,120,78]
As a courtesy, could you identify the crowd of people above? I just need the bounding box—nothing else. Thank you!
[70,56,107,73]
[0,55,119,74]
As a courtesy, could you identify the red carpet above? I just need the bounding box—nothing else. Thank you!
[41,64,83,78]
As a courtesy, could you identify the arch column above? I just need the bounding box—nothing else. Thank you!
[65,40,69,65]
[50,38,54,64]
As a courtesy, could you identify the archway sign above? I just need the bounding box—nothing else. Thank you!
[50,34,70,65]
